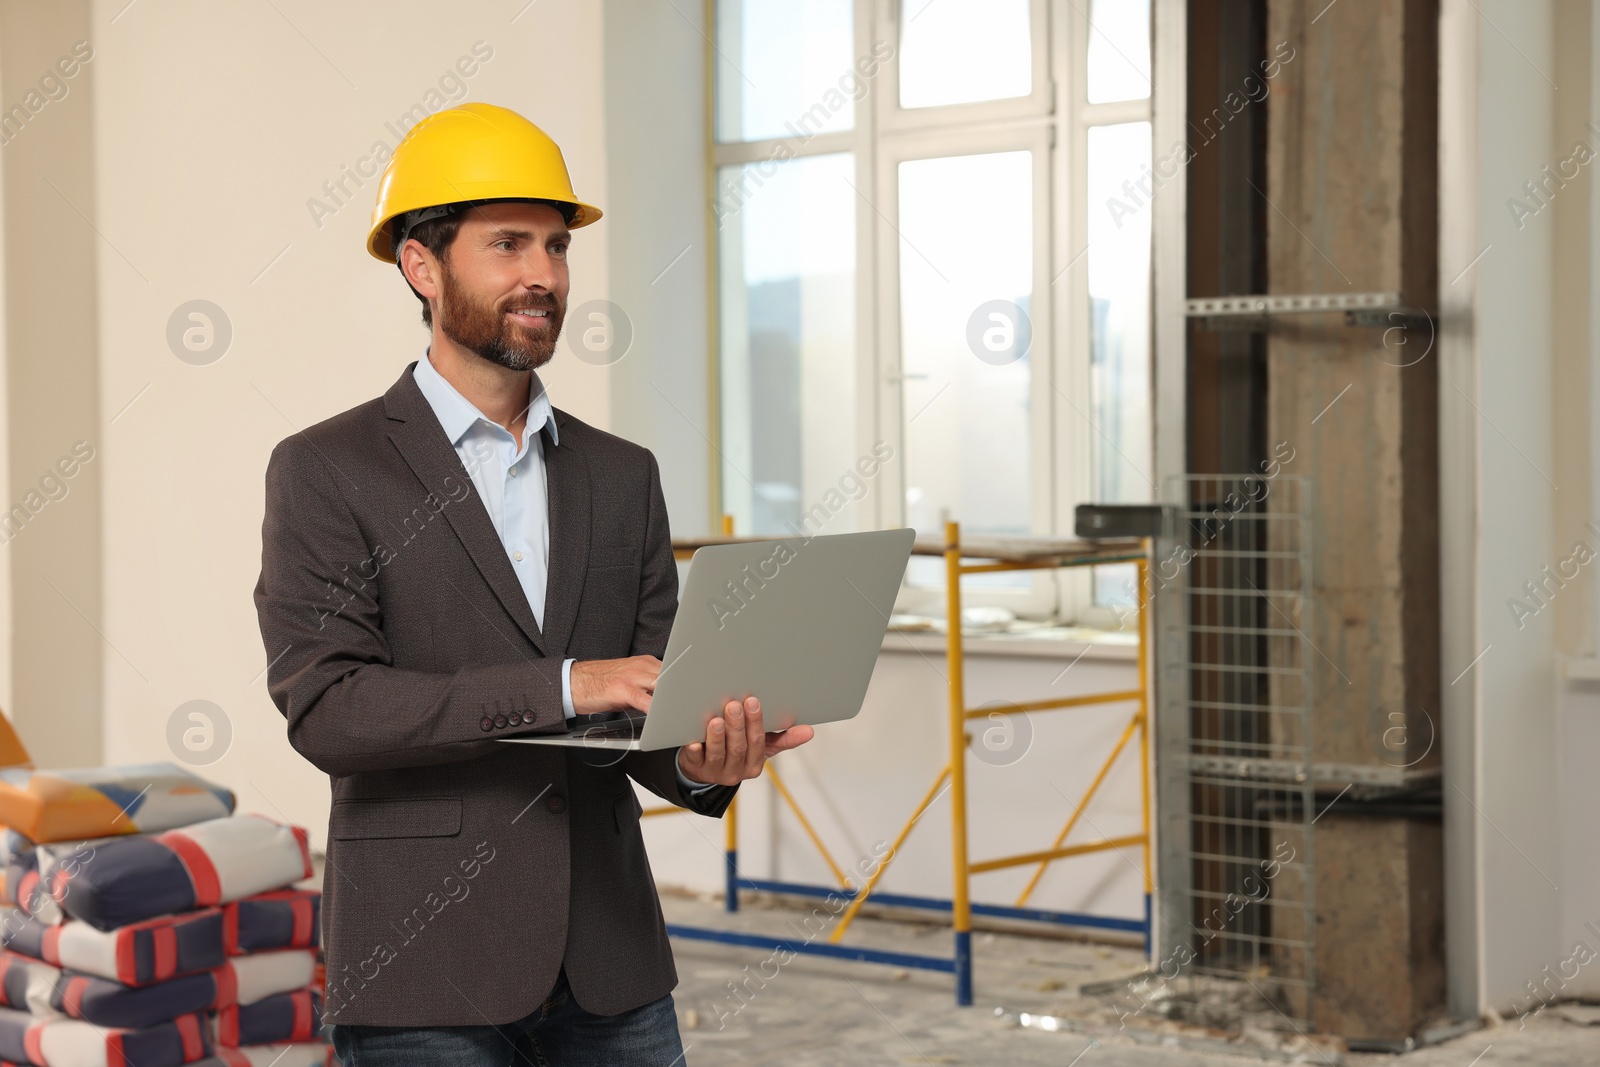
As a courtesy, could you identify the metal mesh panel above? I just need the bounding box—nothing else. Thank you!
[1155,474,1315,1025]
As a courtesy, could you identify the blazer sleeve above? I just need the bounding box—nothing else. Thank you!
[620,449,738,818]
[253,435,568,779]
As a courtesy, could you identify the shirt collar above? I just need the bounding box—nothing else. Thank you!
[412,349,559,449]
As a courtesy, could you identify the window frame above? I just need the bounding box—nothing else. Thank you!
[709,0,1155,626]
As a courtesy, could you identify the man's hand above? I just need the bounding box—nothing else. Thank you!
[569,656,659,716]
[677,696,814,787]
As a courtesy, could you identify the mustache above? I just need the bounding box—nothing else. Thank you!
[504,294,560,313]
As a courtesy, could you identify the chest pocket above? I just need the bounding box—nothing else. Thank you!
[588,544,640,571]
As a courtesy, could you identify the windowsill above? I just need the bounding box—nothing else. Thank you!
[1564,657,1600,682]
[881,624,1137,661]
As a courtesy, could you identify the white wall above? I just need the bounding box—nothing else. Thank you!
[1441,0,1600,1014]
[0,23,12,725]
[1549,0,1600,1004]
[2,2,104,770]
[603,0,715,538]
[1558,683,1600,1000]
[91,0,611,844]
[1473,0,1563,1007]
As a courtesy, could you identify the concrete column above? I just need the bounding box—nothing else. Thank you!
[0,0,102,768]
[1264,0,1443,1039]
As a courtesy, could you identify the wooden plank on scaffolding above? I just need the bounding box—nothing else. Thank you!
[671,533,1145,564]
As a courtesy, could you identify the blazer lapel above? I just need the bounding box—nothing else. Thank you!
[383,367,548,656]
[537,409,589,661]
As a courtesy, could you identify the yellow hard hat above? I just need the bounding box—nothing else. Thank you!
[366,102,602,263]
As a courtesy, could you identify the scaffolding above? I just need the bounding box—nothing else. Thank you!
[653,519,1154,1005]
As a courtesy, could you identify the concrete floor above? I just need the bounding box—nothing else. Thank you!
[663,894,1599,1067]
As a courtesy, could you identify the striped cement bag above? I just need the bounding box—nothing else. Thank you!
[7,841,107,926]
[0,1006,210,1067]
[0,954,56,1015]
[0,948,315,1030]
[0,909,225,987]
[37,817,311,932]
[45,969,216,1031]
[214,988,321,1048]
[211,950,318,1011]
[221,890,319,956]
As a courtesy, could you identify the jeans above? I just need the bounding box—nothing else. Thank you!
[328,969,686,1067]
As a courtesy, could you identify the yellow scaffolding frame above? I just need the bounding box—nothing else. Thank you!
[654,518,1153,1004]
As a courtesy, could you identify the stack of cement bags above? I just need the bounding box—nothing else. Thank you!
[0,763,331,1066]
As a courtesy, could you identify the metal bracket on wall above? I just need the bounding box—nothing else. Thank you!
[1181,753,1442,792]
[1184,291,1431,333]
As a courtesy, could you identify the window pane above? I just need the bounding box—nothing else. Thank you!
[716,0,857,143]
[717,153,858,537]
[1087,122,1153,606]
[898,151,1033,590]
[1086,0,1151,103]
[899,0,1031,109]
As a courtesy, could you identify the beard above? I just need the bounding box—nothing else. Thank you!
[436,259,565,372]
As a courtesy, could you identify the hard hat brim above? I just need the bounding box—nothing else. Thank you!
[368,196,602,264]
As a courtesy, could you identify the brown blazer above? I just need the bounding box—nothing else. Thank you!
[253,363,735,1027]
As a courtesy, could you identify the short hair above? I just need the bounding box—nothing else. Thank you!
[396,199,577,327]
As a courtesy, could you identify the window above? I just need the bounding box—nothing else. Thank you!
[713,0,1154,624]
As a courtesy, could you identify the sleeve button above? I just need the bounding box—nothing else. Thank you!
[480,717,494,732]
[494,714,508,728]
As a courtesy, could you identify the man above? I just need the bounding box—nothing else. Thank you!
[254,102,812,1065]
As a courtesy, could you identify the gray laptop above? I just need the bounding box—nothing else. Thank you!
[500,527,916,752]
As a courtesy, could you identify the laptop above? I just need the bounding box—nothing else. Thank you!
[500,527,916,752]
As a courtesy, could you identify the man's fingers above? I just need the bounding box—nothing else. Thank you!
[704,715,726,767]
[743,698,765,773]
[723,700,749,768]
[764,725,814,755]
[637,657,661,695]
[686,698,811,785]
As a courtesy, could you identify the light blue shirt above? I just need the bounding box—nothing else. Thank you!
[412,352,713,795]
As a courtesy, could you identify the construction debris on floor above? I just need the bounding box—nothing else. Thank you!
[662,891,1600,1067]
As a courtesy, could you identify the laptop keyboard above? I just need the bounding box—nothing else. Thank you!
[570,712,646,739]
